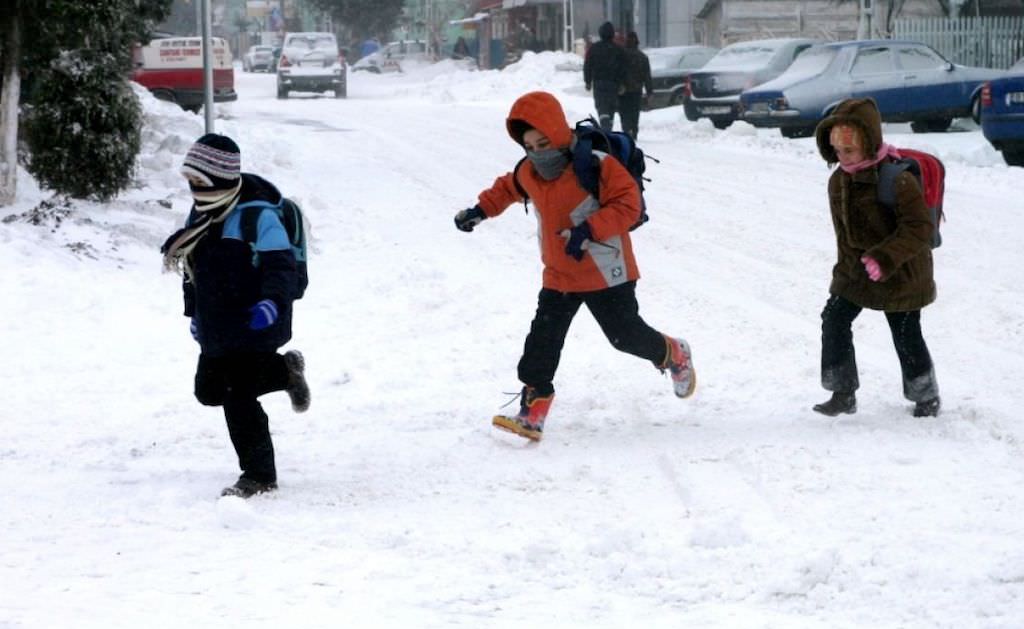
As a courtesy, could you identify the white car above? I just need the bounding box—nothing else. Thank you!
[276,32,346,99]
[352,40,430,73]
[242,45,274,72]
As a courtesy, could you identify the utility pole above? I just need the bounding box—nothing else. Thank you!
[201,0,215,133]
[858,0,874,39]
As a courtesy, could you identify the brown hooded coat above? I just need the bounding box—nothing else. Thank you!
[814,98,936,312]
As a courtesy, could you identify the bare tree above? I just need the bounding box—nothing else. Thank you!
[0,1,21,206]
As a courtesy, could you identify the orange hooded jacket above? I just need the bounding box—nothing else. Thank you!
[476,91,642,293]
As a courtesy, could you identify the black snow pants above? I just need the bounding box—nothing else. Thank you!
[194,351,290,483]
[518,281,667,396]
[592,80,620,132]
[819,294,938,402]
[618,92,643,140]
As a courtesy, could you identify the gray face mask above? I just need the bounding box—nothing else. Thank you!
[526,148,569,181]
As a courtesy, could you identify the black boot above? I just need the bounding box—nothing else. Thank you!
[283,350,310,413]
[813,392,857,416]
[913,397,941,417]
[221,477,277,499]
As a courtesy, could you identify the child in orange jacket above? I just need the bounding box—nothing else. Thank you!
[454,91,695,441]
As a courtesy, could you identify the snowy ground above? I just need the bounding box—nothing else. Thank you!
[2,51,1023,628]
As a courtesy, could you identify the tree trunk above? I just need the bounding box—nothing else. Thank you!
[0,3,22,206]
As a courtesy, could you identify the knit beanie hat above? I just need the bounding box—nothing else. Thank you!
[181,133,241,191]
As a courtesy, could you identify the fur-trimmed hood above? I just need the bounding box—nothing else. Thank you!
[815,97,883,165]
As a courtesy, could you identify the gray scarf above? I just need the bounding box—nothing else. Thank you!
[527,148,570,180]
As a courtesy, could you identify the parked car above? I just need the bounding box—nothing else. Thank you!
[131,36,237,112]
[980,57,1024,166]
[741,40,1005,138]
[685,38,819,129]
[644,45,718,109]
[242,45,275,72]
[276,32,346,99]
[351,40,429,73]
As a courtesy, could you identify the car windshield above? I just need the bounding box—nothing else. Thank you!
[288,36,335,51]
[704,43,782,70]
[777,46,836,80]
[648,50,684,70]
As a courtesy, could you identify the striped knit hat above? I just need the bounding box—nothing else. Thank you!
[181,133,241,190]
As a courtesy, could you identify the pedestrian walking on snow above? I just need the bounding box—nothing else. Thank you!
[619,31,653,140]
[812,98,941,418]
[583,21,626,132]
[453,91,696,442]
[161,134,311,498]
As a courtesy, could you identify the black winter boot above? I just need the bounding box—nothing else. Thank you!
[813,392,857,416]
[913,397,941,417]
[221,477,277,498]
[283,350,310,413]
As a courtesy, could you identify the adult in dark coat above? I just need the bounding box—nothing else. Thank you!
[582,21,625,132]
[812,98,940,417]
[619,31,652,140]
[161,134,311,498]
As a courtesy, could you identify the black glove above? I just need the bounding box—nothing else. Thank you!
[560,222,592,261]
[454,206,486,232]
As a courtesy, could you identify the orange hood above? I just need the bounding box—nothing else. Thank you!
[505,91,573,148]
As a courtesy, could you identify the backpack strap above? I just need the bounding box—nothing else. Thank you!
[876,159,913,210]
[236,200,279,248]
[512,156,530,212]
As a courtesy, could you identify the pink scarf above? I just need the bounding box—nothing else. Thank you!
[838,142,901,174]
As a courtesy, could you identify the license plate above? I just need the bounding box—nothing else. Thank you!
[701,106,732,115]
[1008,92,1024,104]
[746,102,769,113]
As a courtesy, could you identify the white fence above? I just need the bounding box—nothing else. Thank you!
[893,16,1024,69]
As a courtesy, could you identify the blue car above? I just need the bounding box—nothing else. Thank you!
[741,40,1005,138]
[980,57,1024,166]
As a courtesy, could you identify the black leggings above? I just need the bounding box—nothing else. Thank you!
[194,351,289,483]
[518,281,667,395]
[820,294,938,401]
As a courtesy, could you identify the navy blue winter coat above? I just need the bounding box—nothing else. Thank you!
[182,173,298,356]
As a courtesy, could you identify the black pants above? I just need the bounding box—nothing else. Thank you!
[820,294,938,401]
[518,281,667,395]
[194,351,290,483]
[592,80,619,132]
[618,92,643,139]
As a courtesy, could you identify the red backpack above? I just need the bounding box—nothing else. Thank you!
[877,148,945,248]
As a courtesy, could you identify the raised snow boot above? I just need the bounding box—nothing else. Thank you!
[813,392,857,416]
[221,477,278,499]
[283,350,310,413]
[660,335,696,398]
[492,386,554,442]
[913,397,941,417]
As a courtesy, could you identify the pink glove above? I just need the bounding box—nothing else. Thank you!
[861,255,882,282]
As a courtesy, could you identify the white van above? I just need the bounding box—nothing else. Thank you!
[276,32,346,99]
[131,37,237,112]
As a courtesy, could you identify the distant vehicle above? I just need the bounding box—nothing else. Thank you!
[276,32,346,99]
[644,45,718,110]
[980,57,1024,166]
[686,38,819,129]
[741,40,1005,138]
[242,45,275,72]
[131,36,237,112]
[351,40,430,73]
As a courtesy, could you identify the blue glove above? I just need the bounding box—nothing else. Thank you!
[248,299,279,331]
[561,222,592,261]
[190,318,199,342]
[454,206,486,232]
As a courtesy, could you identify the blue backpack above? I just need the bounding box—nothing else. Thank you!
[513,117,654,231]
[236,197,309,299]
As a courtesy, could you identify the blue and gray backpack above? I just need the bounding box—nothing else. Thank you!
[236,197,309,299]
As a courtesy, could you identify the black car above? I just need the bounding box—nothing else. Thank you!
[645,45,719,109]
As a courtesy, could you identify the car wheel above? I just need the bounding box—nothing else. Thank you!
[712,118,732,130]
[780,126,815,139]
[668,90,684,107]
[1002,148,1024,167]
[683,100,699,122]
[150,89,177,105]
[971,94,982,124]
[911,118,952,133]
